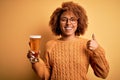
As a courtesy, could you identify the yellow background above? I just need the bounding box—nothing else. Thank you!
[0,0,120,80]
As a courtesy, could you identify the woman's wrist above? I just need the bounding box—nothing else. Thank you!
[27,50,40,63]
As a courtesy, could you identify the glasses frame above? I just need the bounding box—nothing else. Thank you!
[60,17,78,24]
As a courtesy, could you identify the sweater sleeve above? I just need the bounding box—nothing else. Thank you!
[89,46,109,79]
[43,40,57,79]
[31,56,50,80]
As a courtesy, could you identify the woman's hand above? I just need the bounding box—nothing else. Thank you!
[27,50,40,63]
[87,34,99,51]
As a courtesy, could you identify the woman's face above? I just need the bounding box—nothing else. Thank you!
[60,11,78,37]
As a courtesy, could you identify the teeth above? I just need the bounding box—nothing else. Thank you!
[65,27,72,30]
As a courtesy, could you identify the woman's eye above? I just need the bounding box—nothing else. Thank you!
[61,18,67,21]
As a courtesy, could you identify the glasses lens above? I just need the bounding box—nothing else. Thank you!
[70,18,77,23]
[60,17,77,24]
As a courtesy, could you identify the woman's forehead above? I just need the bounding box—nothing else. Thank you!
[60,11,76,18]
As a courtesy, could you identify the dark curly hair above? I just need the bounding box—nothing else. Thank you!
[49,1,88,36]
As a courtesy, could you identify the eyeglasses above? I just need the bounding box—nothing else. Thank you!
[60,17,78,24]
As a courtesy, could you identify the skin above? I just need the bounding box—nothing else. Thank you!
[88,34,99,50]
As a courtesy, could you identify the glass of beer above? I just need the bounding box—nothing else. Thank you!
[29,35,41,53]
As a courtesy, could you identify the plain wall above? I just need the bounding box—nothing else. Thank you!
[0,0,120,80]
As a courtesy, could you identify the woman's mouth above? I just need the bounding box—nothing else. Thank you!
[65,26,72,30]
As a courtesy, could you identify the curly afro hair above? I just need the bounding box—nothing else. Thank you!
[49,1,88,36]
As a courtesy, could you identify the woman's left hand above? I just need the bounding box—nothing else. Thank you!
[87,34,99,51]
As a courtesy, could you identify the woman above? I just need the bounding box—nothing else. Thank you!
[27,1,109,80]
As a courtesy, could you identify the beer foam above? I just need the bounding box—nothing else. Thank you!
[30,35,41,38]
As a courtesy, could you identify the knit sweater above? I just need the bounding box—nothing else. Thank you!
[39,37,109,80]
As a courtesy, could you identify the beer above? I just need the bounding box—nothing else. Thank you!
[29,35,41,53]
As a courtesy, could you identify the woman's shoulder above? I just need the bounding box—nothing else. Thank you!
[45,39,57,50]
[46,39,57,46]
[79,37,89,43]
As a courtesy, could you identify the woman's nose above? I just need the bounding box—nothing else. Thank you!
[66,19,71,24]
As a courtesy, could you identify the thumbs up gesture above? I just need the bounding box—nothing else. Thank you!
[87,34,99,50]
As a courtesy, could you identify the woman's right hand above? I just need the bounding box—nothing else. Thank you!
[27,50,40,63]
